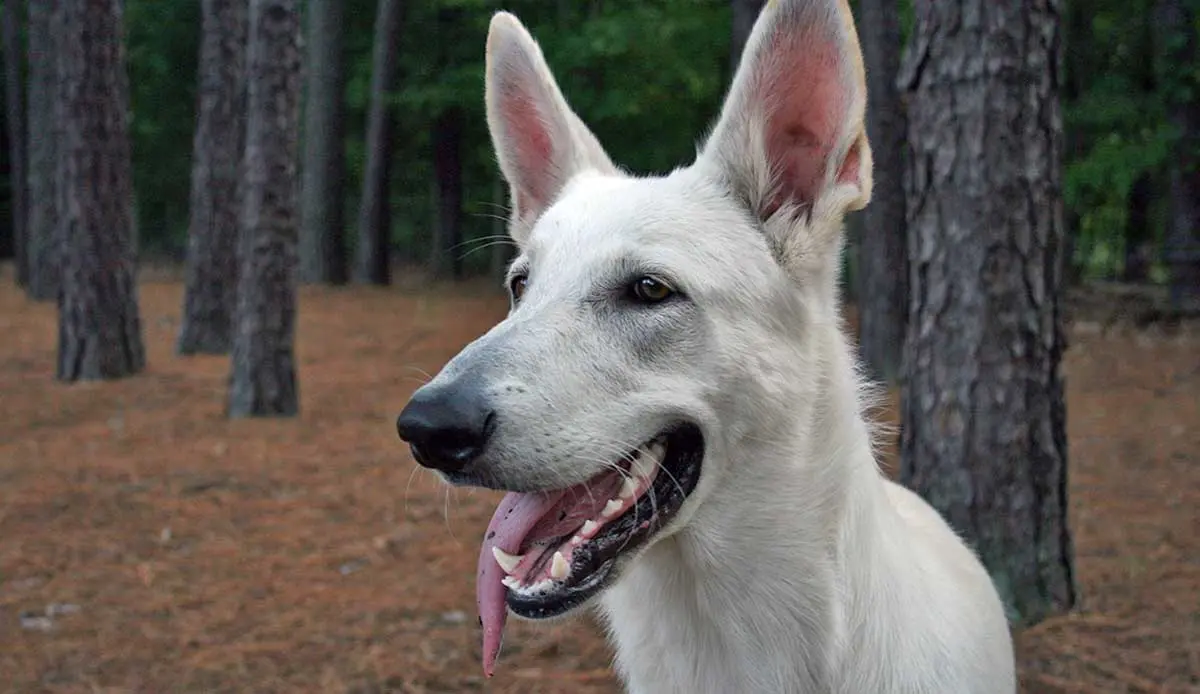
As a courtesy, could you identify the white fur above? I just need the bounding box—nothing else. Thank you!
[426,2,1016,692]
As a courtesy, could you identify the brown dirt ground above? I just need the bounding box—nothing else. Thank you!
[0,268,1196,693]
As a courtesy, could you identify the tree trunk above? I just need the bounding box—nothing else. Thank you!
[24,0,58,301]
[298,0,347,285]
[730,0,766,72]
[855,0,908,384]
[178,0,248,355]
[228,0,301,418]
[1157,0,1200,314]
[54,0,145,382]
[899,0,1075,627]
[354,0,404,285]
[2,0,27,286]
[1123,173,1153,283]
[429,107,463,281]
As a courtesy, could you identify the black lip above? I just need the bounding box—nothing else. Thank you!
[505,422,705,619]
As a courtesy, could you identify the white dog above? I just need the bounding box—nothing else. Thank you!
[396,0,1017,691]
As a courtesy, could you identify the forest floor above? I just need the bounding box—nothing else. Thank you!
[0,266,1196,693]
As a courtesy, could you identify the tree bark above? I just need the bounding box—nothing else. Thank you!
[54,0,145,382]
[3,0,27,286]
[228,0,301,418]
[428,107,463,281]
[354,0,404,286]
[24,0,58,300]
[855,0,908,383]
[1123,173,1153,283]
[730,0,766,72]
[178,0,248,355]
[298,0,347,285]
[899,0,1075,627]
[1157,0,1200,313]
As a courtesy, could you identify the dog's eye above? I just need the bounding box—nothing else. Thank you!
[509,274,529,302]
[630,276,675,304]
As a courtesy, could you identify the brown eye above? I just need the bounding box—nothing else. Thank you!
[509,274,528,302]
[630,276,674,304]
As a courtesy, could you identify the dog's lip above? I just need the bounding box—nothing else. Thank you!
[496,422,705,610]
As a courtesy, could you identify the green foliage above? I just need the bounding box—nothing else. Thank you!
[125,0,201,253]
[1062,0,1200,279]
[38,0,1195,282]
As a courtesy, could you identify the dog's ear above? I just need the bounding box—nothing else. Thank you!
[699,0,871,267]
[485,12,617,241]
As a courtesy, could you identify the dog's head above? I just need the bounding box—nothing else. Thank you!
[396,0,870,663]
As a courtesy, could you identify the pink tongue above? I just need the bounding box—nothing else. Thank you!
[477,489,564,677]
[476,478,622,677]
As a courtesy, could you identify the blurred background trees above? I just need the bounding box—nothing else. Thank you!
[1,0,1192,305]
[0,0,1195,625]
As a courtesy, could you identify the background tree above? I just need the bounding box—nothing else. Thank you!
[429,105,463,281]
[730,0,766,70]
[854,0,908,384]
[899,1,1075,625]
[1157,0,1200,313]
[55,0,146,381]
[298,0,348,285]
[228,0,302,418]
[24,0,58,301]
[177,0,248,355]
[354,0,404,286]
[2,0,27,286]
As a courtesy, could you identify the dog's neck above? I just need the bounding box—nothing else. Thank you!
[599,323,890,693]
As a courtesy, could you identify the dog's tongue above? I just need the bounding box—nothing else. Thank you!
[477,478,621,677]
[477,490,563,677]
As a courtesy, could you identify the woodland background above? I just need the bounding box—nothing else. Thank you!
[0,0,1197,692]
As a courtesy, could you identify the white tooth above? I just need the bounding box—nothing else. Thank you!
[602,499,623,518]
[492,547,523,574]
[532,578,553,593]
[551,551,569,580]
[632,450,657,479]
[571,535,584,545]
[501,576,520,589]
[581,520,600,536]
[619,476,638,499]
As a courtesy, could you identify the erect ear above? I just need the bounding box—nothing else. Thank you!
[699,0,872,266]
[485,12,617,242]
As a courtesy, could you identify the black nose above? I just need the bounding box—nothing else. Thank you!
[396,383,496,473]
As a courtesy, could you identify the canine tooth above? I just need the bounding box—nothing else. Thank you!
[581,520,599,536]
[631,450,657,479]
[602,499,623,518]
[619,476,638,499]
[491,547,523,573]
[501,576,520,590]
[551,551,569,580]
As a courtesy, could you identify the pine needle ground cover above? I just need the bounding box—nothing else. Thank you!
[0,270,1196,693]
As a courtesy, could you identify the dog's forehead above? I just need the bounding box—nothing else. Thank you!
[525,170,765,278]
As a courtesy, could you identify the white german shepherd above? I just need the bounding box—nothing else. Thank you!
[396,0,1016,691]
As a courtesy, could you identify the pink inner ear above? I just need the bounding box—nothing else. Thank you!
[760,29,847,213]
[499,87,557,215]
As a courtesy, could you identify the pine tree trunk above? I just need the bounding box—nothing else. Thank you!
[3,0,27,286]
[55,0,145,382]
[24,0,58,301]
[429,107,463,281]
[228,0,301,418]
[298,0,347,285]
[178,0,248,355]
[354,0,404,286]
[730,0,766,72]
[899,0,1075,627]
[855,0,908,384]
[1157,0,1200,314]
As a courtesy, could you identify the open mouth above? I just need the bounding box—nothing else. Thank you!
[476,422,704,675]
